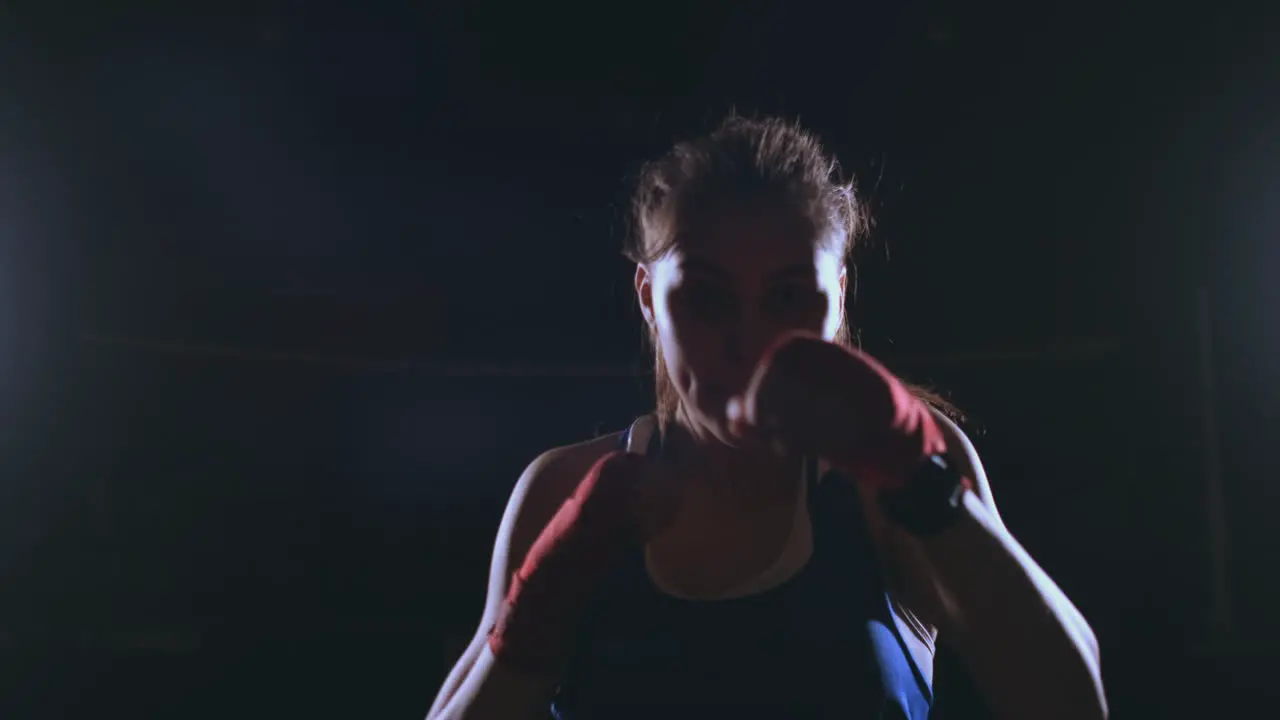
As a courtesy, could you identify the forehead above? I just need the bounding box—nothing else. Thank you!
[667,203,838,277]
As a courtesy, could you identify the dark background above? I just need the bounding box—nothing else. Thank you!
[1,1,1278,717]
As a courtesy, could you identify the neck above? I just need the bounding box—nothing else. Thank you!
[666,407,800,499]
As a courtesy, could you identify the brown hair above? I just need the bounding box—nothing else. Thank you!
[624,115,959,425]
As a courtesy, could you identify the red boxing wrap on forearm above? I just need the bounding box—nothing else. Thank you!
[488,451,645,675]
[755,335,950,488]
[833,348,949,487]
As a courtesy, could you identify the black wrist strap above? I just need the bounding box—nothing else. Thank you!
[878,454,969,538]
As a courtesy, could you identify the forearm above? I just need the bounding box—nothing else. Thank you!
[916,492,1107,720]
[428,633,485,719]
[430,645,557,720]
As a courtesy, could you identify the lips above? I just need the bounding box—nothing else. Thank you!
[694,386,733,421]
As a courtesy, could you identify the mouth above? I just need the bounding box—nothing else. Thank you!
[698,384,735,414]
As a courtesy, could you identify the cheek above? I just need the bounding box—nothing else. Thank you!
[779,292,836,338]
[820,289,844,340]
[654,291,731,409]
[655,294,715,374]
[814,250,846,340]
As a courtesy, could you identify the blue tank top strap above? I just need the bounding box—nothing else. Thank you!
[813,465,934,715]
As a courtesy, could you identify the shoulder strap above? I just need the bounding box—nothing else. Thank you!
[625,414,659,455]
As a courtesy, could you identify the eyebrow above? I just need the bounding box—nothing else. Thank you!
[682,258,815,282]
[681,258,728,277]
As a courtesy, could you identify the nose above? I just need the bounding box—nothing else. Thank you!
[722,314,776,378]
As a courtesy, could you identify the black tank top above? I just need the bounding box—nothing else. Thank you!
[550,419,933,719]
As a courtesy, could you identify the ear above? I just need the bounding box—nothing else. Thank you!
[635,264,656,329]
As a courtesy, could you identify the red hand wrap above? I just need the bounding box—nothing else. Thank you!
[755,335,950,489]
[833,347,948,487]
[488,451,647,674]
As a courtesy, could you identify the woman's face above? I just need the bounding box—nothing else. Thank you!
[637,203,847,444]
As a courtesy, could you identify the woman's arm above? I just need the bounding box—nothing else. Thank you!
[888,413,1107,720]
[431,645,558,720]
[727,334,1104,717]
[425,633,485,718]
[426,455,560,720]
[426,434,621,720]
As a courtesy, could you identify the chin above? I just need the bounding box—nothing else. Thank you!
[689,405,741,446]
[709,422,743,447]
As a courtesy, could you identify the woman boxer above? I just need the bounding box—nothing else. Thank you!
[427,116,1107,719]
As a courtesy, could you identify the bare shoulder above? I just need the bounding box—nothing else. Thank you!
[478,431,626,616]
[930,408,1003,528]
[501,431,627,563]
[527,431,627,485]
